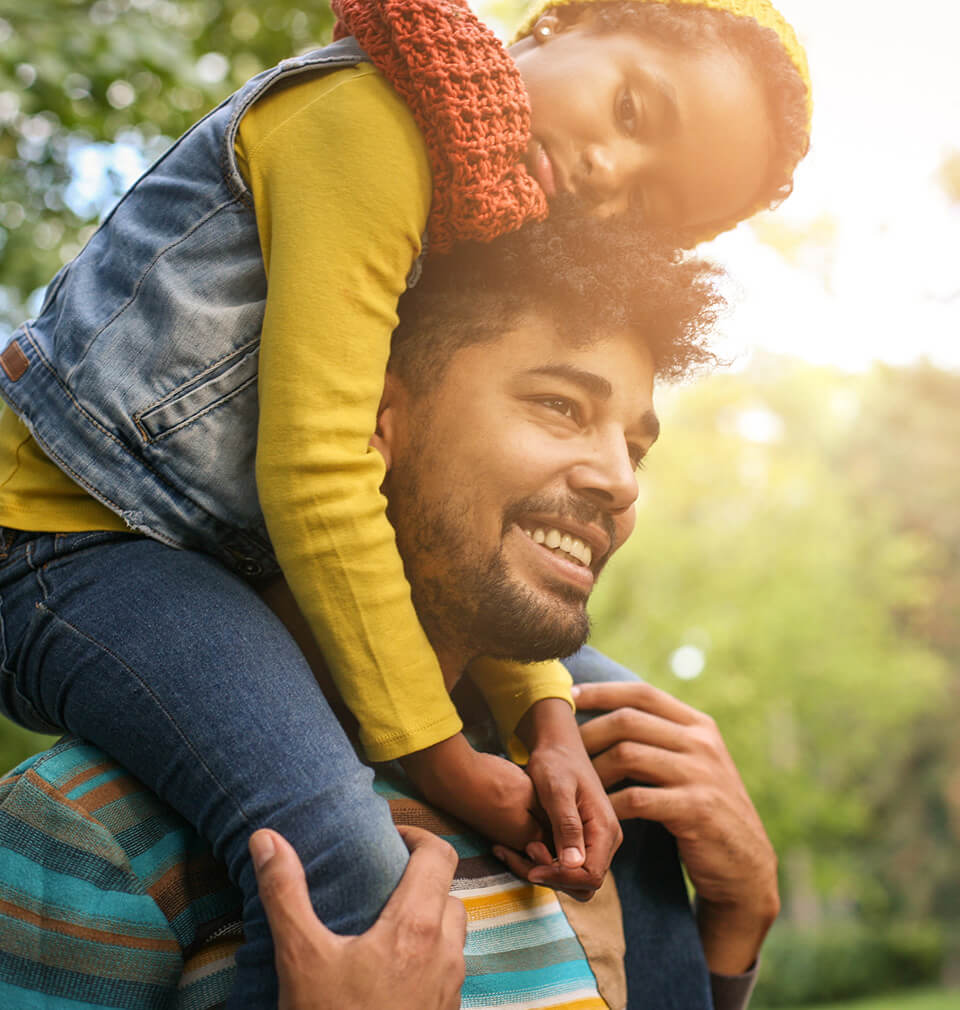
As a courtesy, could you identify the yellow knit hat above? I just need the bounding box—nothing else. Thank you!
[513,0,812,130]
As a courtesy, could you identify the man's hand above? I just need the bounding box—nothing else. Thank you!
[400,732,545,852]
[507,697,623,900]
[251,825,466,1010]
[571,680,780,975]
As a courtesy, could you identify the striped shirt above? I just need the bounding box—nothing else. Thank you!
[0,737,757,1010]
[0,737,614,1010]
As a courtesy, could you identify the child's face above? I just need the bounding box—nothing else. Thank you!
[511,17,772,230]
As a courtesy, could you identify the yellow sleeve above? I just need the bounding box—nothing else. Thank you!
[468,657,575,764]
[241,65,462,761]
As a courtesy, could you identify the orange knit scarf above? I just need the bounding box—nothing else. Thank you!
[332,0,548,253]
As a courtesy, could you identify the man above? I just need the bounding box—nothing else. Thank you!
[0,217,777,1009]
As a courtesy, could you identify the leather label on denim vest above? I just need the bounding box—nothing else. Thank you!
[0,340,28,382]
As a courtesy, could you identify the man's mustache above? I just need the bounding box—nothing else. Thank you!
[501,494,617,569]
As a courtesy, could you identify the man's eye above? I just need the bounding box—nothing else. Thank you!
[539,397,579,421]
[617,88,640,136]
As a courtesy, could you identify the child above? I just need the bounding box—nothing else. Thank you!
[0,0,810,1004]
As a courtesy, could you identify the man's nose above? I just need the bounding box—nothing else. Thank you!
[568,435,639,515]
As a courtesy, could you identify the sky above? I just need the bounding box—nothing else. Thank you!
[483,0,960,373]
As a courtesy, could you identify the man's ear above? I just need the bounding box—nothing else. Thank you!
[369,372,407,472]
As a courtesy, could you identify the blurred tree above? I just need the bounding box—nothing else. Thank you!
[0,0,336,334]
[834,363,960,926]
[588,356,953,926]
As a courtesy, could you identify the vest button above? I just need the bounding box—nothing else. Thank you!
[238,557,262,577]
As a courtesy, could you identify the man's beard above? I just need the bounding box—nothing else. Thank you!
[385,470,604,666]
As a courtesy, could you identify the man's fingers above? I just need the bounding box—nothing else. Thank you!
[380,826,460,926]
[250,829,335,954]
[578,706,685,758]
[590,739,682,789]
[607,784,686,825]
[573,681,699,726]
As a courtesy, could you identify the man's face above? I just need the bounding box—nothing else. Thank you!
[381,313,659,667]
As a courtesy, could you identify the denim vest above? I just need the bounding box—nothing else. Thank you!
[0,37,423,580]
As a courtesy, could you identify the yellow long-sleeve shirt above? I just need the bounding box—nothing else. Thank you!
[0,63,572,761]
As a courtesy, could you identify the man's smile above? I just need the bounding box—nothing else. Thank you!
[505,522,598,596]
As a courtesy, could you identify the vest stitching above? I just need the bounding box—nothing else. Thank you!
[135,372,258,446]
[132,337,260,435]
[67,194,250,379]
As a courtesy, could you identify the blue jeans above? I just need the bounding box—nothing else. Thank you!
[0,529,711,1009]
[0,528,410,1008]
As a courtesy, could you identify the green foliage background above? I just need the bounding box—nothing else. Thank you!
[1,2,958,1003]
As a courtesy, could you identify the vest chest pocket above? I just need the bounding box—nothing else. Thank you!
[134,341,260,443]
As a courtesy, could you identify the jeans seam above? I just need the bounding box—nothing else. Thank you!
[25,539,50,602]
[34,600,252,826]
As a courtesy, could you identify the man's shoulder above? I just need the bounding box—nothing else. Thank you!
[0,737,241,1007]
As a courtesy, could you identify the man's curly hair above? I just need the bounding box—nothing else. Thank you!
[559,1,810,240]
[389,211,724,390]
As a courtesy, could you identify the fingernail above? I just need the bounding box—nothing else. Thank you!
[250,830,276,870]
[492,846,507,862]
[570,685,581,697]
[561,847,584,867]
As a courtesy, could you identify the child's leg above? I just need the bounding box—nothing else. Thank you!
[0,528,409,1008]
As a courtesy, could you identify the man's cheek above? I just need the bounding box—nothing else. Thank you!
[613,508,637,552]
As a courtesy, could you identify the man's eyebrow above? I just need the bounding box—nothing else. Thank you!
[524,364,612,399]
[524,364,661,438]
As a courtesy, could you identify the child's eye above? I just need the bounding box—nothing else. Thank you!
[617,88,640,137]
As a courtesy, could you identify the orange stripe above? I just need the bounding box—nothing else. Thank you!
[0,895,180,953]
[76,774,143,812]
[459,883,557,921]
[57,759,122,795]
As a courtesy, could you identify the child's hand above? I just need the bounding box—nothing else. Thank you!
[400,732,545,852]
[500,698,623,900]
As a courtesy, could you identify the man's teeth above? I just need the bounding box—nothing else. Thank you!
[522,526,592,567]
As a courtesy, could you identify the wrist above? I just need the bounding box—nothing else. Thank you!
[516,696,578,751]
[696,891,779,976]
[399,732,475,798]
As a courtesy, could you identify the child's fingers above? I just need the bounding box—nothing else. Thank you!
[525,840,554,865]
[541,786,586,869]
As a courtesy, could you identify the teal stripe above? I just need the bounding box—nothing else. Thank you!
[0,976,92,1010]
[0,949,173,1009]
[466,910,574,954]
[0,913,179,982]
[466,936,587,976]
[64,767,129,801]
[126,822,196,879]
[0,847,168,930]
[462,958,599,1005]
